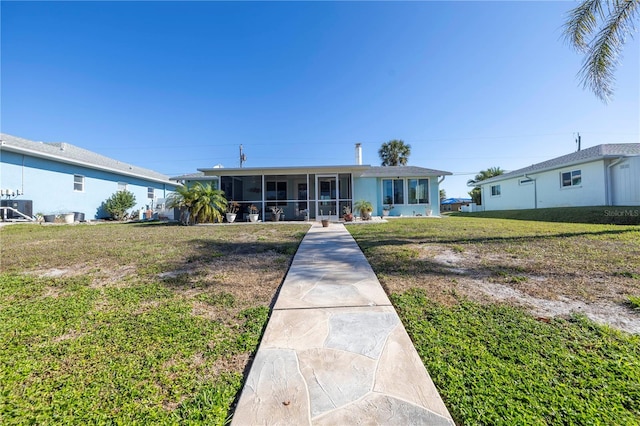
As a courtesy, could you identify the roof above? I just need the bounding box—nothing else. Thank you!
[359,166,452,178]
[1,133,176,185]
[441,198,472,205]
[479,143,640,186]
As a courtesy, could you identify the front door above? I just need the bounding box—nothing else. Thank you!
[316,175,338,220]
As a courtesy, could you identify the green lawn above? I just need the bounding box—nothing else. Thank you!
[2,218,639,424]
[348,217,640,425]
[0,222,309,425]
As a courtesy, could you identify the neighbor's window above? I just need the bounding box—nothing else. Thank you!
[382,179,404,205]
[491,184,501,196]
[408,179,429,204]
[74,175,84,192]
[147,187,154,199]
[561,170,581,187]
[117,182,127,192]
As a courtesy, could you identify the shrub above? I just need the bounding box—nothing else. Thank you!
[104,190,136,220]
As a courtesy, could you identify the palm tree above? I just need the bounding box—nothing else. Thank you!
[467,167,504,205]
[167,182,227,225]
[563,0,640,102]
[378,139,411,166]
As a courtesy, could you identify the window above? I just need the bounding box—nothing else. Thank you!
[74,175,84,192]
[266,181,287,200]
[382,179,404,205]
[491,185,501,196]
[117,182,127,192]
[561,170,581,188]
[147,187,154,199]
[408,179,429,204]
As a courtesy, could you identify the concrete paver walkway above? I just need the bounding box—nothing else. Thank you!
[232,223,454,425]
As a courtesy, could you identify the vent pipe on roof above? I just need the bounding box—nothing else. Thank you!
[355,143,362,165]
[60,143,66,151]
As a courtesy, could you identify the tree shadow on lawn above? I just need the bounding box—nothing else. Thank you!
[354,227,639,250]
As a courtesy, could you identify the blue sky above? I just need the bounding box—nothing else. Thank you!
[2,1,638,198]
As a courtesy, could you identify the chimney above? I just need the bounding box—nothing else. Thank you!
[355,143,362,165]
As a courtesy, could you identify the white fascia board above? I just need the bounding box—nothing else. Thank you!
[198,165,372,176]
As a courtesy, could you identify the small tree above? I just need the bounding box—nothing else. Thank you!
[439,189,447,201]
[104,190,136,220]
[467,167,504,205]
[167,182,227,225]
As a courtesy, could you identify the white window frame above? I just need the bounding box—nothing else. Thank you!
[382,179,405,205]
[408,178,430,204]
[561,170,582,188]
[74,174,84,192]
[117,182,128,192]
[491,184,501,197]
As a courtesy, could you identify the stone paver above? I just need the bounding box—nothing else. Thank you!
[232,223,454,425]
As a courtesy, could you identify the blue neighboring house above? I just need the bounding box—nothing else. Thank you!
[172,145,452,221]
[1,133,178,220]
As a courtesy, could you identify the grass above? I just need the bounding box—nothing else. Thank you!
[393,289,640,425]
[449,205,640,225]
[3,217,639,424]
[348,216,640,305]
[0,222,309,425]
[348,217,640,424]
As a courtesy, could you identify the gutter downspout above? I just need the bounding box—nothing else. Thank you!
[606,157,625,206]
[524,174,537,209]
[438,176,446,214]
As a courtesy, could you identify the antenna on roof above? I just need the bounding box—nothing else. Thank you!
[575,133,581,151]
[239,144,247,168]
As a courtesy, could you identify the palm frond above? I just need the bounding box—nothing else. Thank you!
[579,0,639,102]
[564,0,605,52]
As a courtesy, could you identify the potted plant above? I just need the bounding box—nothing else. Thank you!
[226,201,239,223]
[320,210,330,227]
[248,205,260,222]
[382,204,394,217]
[343,205,353,222]
[269,206,284,222]
[354,200,373,221]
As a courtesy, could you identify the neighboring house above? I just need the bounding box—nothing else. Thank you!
[440,198,472,212]
[172,146,451,221]
[478,144,640,211]
[0,133,178,220]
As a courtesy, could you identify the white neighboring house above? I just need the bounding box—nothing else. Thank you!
[479,144,640,211]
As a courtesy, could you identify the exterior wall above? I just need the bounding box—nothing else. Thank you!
[482,160,608,211]
[353,176,441,217]
[611,156,640,206]
[1,150,176,219]
[353,177,378,216]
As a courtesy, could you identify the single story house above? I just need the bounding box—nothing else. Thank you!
[478,143,640,211]
[172,145,451,221]
[0,133,178,220]
[441,197,472,212]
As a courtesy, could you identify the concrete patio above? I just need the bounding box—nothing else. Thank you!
[232,223,454,425]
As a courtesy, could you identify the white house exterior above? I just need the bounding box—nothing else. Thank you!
[479,144,640,211]
[1,133,178,220]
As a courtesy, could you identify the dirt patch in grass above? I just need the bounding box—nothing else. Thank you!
[350,218,640,334]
